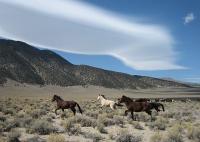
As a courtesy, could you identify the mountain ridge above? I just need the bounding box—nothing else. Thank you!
[0,39,190,89]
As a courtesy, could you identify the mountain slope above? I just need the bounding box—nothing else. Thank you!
[0,39,190,89]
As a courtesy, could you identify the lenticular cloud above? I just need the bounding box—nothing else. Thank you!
[0,0,185,70]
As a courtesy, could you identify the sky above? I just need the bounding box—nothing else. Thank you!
[0,0,199,83]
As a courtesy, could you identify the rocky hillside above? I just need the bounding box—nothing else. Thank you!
[0,39,190,89]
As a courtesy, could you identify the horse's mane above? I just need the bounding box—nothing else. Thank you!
[122,95,133,102]
[54,95,64,101]
[101,95,106,99]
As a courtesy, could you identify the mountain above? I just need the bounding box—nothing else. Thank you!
[0,39,190,89]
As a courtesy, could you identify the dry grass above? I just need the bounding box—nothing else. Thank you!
[0,91,199,142]
[47,133,65,142]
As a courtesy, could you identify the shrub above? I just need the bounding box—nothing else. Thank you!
[41,116,52,122]
[62,118,81,135]
[0,115,6,122]
[47,133,65,142]
[150,133,163,142]
[7,129,21,142]
[75,115,97,127]
[113,115,124,127]
[4,119,20,132]
[147,117,168,130]
[69,124,81,136]
[26,136,43,142]
[85,111,99,119]
[30,109,46,119]
[138,112,149,122]
[19,117,33,127]
[97,114,115,127]
[132,122,144,130]
[83,132,102,142]
[186,125,200,141]
[116,133,142,142]
[0,121,6,132]
[165,124,183,142]
[96,122,107,133]
[3,108,15,116]
[28,120,55,134]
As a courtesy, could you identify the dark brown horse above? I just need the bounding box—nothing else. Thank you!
[52,95,82,115]
[148,102,165,112]
[134,98,150,102]
[118,95,152,120]
[118,95,165,121]
[135,98,165,112]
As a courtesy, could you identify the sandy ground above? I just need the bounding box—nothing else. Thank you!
[0,80,200,142]
[0,80,200,101]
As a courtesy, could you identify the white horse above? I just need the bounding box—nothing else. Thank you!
[97,94,121,110]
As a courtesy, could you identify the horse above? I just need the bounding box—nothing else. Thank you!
[160,98,174,102]
[134,98,165,112]
[148,102,165,112]
[97,94,122,110]
[118,95,165,121]
[134,98,150,102]
[118,95,152,120]
[52,95,82,115]
[128,97,164,112]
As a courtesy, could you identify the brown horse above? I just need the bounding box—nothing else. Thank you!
[52,95,82,115]
[118,95,152,120]
[118,95,165,121]
[134,98,150,102]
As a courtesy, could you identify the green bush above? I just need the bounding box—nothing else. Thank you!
[83,132,102,142]
[75,115,97,127]
[96,122,107,134]
[7,129,21,142]
[186,125,200,141]
[150,133,163,142]
[165,124,183,142]
[116,133,142,142]
[147,117,168,130]
[28,120,55,135]
[132,122,144,130]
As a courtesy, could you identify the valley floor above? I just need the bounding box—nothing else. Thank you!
[0,82,200,142]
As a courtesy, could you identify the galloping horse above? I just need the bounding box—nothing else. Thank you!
[118,95,164,121]
[52,95,82,115]
[97,94,122,110]
[134,98,150,102]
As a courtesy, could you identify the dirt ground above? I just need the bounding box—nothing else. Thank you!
[0,81,200,142]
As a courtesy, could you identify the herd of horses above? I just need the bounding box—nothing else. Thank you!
[52,94,167,121]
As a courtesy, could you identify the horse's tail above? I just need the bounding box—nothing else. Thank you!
[160,103,165,111]
[76,102,83,114]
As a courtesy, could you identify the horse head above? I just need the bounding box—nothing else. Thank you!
[52,94,57,102]
[97,94,101,100]
[118,95,132,104]
[97,94,106,100]
[52,94,62,102]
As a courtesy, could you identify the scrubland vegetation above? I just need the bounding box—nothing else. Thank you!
[0,97,200,142]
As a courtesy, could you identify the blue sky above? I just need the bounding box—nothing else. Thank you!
[0,0,199,82]
[55,0,200,83]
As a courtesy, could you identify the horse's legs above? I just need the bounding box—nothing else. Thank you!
[125,110,129,116]
[131,111,135,120]
[155,106,160,112]
[146,110,152,121]
[71,107,76,115]
[110,104,115,110]
[55,107,60,115]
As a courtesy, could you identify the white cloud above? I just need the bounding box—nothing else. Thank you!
[183,77,200,83]
[184,13,195,24]
[0,0,185,70]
